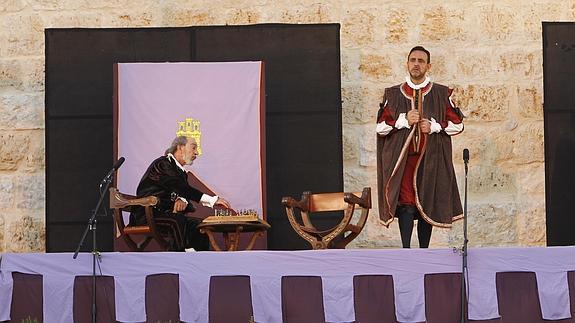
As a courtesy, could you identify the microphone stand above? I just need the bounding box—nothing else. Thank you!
[461,156,469,323]
[72,173,114,323]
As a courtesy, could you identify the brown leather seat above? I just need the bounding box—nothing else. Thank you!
[281,187,371,249]
[109,187,184,251]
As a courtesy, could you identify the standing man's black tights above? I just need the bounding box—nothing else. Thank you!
[397,205,433,248]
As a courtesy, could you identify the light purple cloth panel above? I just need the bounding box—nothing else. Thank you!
[466,247,575,320]
[0,247,574,322]
[117,62,264,214]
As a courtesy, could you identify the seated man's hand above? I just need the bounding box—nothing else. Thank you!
[215,197,231,209]
[172,198,188,213]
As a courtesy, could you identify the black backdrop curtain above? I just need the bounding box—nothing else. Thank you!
[544,22,575,246]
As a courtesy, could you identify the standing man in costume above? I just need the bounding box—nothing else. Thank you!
[376,46,464,248]
[131,136,231,251]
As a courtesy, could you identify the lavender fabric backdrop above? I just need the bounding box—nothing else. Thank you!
[116,62,264,215]
[1,247,574,322]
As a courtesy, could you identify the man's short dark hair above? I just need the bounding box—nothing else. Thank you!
[408,46,430,63]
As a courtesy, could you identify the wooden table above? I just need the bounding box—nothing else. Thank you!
[197,219,270,251]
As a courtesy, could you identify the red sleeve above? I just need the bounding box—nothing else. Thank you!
[439,105,463,128]
[439,89,463,128]
[377,104,397,127]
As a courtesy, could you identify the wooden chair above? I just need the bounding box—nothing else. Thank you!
[109,187,184,251]
[281,187,371,249]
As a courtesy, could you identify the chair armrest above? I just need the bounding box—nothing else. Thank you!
[281,196,298,207]
[109,187,159,209]
[281,192,310,212]
[344,187,371,209]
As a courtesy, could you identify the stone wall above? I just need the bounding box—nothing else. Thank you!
[1,0,572,252]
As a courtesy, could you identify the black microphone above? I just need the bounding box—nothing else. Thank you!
[102,157,125,183]
[463,149,469,175]
[112,157,125,171]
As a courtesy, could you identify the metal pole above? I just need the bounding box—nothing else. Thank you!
[461,154,469,323]
[92,220,97,323]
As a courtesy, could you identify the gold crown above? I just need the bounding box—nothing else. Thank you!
[176,117,202,155]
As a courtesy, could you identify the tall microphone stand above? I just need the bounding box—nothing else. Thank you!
[461,149,469,323]
[72,172,114,323]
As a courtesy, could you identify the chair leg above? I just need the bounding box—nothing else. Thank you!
[137,237,153,251]
[121,235,140,252]
[334,231,359,249]
[311,240,328,249]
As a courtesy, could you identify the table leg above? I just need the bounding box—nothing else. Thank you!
[225,226,243,251]
[199,228,222,251]
[245,231,264,250]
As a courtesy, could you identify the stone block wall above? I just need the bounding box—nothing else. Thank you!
[1,0,572,251]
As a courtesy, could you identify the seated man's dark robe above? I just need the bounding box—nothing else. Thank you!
[130,155,209,251]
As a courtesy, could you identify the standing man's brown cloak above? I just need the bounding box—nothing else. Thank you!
[377,82,463,228]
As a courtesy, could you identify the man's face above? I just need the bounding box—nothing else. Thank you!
[407,50,431,82]
[182,138,198,165]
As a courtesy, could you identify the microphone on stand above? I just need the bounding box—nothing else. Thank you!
[463,148,469,172]
[98,157,125,218]
[101,157,125,184]
[74,156,126,323]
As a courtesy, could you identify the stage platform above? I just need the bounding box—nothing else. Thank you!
[1,247,575,322]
